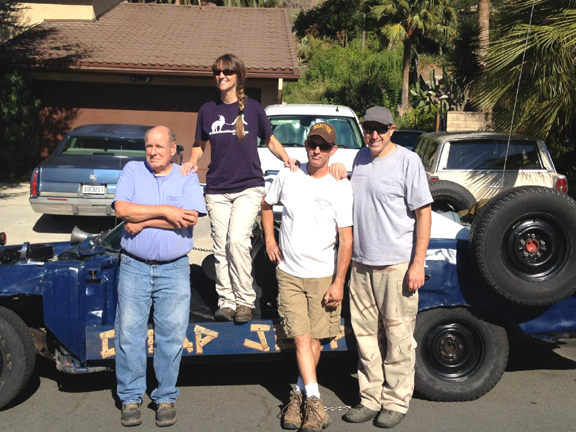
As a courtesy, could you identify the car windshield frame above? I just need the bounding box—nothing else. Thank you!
[264,115,364,150]
[95,222,125,251]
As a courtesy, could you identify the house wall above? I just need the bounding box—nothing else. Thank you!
[31,75,279,182]
[1,1,122,42]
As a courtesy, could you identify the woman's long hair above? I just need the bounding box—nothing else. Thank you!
[212,54,247,141]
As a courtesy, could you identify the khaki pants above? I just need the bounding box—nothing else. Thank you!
[349,260,418,414]
[205,186,266,310]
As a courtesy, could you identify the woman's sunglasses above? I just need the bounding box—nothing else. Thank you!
[213,69,236,76]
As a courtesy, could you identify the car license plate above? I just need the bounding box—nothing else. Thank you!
[82,185,106,195]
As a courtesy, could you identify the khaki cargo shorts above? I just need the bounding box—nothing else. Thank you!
[276,267,342,340]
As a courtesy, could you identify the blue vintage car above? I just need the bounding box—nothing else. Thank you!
[1,186,575,409]
[29,124,151,216]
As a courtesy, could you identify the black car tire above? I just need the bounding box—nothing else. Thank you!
[469,186,576,306]
[429,180,477,212]
[0,306,36,410]
[414,307,508,402]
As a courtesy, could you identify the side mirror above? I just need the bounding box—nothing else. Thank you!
[175,145,184,164]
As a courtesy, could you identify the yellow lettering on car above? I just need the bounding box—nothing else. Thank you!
[329,325,347,349]
[244,324,271,352]
[99,329,115,358]
[147,329,154,354]
[183,336,194,353]
[194,325,219,354]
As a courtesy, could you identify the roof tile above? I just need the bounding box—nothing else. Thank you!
[0,3,300,78]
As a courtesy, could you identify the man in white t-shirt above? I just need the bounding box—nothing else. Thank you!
[262,122,353,432]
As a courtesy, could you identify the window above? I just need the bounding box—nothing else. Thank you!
[265,115,364,149]
[446,140,542,170]
[61,137,146,157]
[421,140,439,169]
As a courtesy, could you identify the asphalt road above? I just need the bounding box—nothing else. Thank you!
[1,183,576,431]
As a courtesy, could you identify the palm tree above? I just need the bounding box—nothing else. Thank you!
[475,0,576,141]
[477,0,490,65]
[365,0,457,112]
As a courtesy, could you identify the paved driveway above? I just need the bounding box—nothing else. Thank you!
[0,182,212,264]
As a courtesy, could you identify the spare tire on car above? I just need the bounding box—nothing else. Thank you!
[469,186,576,306]
[429,180,477,213]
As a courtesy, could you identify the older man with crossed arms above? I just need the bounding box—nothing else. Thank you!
[113,125,206,428]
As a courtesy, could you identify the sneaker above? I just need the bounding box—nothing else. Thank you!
[301,396,332,432]
[155,402,177,427]
[234,305,252,324]
[342,404,379,423]
[121,402,142,427]
[375,409,405,428]
[214,307,235,322]
[282,390,303,430]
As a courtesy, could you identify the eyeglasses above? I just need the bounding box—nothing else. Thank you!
[213,69,236,76]
[306,142,334,152]
[363,124,391,135]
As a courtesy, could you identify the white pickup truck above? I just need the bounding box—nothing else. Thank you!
[259,104,364,175]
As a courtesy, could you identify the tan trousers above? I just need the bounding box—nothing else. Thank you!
[205,186,266,310]
[349,260,418,414]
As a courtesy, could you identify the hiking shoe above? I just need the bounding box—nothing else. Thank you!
[155,402,177,427]
[234,305,252,324]
[121,402,142,427]
[342,404,379,423]
[214,307,235,322]
[282,390,303,430]
[375,409,405,428]
[301,396,332,432]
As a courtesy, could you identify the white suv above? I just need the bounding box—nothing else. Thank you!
[414,132,568,211]
[260,104,364,175]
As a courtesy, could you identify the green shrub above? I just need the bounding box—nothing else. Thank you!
[284,36,403,116]
[396,107,436,131]
[0,71,41,181]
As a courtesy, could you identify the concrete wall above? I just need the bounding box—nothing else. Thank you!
[446,111,492,132]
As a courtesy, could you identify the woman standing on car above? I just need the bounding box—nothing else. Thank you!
[180,53,297,324]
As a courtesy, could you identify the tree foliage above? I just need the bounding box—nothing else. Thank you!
[127,0,278,6]
[474,0,576,193]
[475,0,576,140]
[284,36,403,115]
[0,72,41,181]
[365,0,458,111]
[294,0,363,45]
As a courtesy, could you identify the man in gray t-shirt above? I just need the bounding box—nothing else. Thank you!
[343,106,433,429]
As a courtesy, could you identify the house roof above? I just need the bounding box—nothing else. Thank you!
[0,3,300,79]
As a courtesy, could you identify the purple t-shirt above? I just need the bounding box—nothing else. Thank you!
[195,98,272,194]
[113,161,207,261]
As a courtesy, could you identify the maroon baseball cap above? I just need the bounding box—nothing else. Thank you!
[307,122,337,145]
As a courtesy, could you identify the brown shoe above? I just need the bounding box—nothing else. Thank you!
[234,305,252,323]
[282,391,303,430]
[375,408,405,428]
[301,396,332,432]
[214,307,235,322]
[155,402,177,427]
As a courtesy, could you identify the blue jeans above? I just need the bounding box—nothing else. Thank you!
[115,253,190,404]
